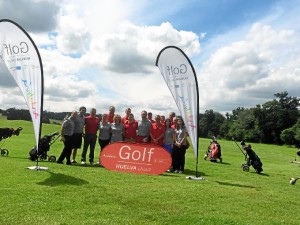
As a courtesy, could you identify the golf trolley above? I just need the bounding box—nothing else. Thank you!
[28,131,60,162]
[0,127,23,156]
[233,139,263,173]
[204,136,222,162]
[290,149,300,164]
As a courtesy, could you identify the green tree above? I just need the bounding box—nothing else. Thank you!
[199,109,225,138]
[259,92,300,144]
[280,128,295,145]
[227,109,261,142]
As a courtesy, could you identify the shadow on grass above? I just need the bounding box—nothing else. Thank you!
[160,169,207,178]
[208,161,231,165]
[37,171,89,187]
[256,172,270,176]
[215,181,257,188]
[183,169,207,177]
[3,156,32,160]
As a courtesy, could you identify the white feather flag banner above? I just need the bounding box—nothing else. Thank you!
[156,46,199,172]
[0,19,43,149]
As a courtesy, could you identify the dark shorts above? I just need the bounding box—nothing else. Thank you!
[72,133,83,149]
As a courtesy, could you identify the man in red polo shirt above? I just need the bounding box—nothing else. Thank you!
[147,112,155,124]
[150,115,165,146]
[122,107,131,124]
[81,108,99,165]
[124,113,138,142]
[107,106,115,123]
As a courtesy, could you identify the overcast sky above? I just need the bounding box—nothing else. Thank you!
[1,0,300,119]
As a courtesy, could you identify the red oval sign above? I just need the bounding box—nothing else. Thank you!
[100,142,172,175]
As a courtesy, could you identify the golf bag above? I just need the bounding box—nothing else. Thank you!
[240,141,263,173]
[204,136,222,162]
[0,127,23,156]
[28,132,60,162]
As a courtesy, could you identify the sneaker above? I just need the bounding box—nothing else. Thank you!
[174,170,179,173]
[178,170,183,174]
[81,161,86,165]
[71,160,77,164]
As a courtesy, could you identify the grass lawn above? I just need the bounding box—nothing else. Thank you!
[0,120,299,225]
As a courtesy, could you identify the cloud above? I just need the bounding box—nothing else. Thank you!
[81,22,200,74]
[1,0,300,118]
[199,23,299,113]
[0,0,59,32]
[55,13,91,55]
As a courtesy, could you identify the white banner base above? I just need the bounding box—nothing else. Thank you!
[27,166,49,171]
[186,176,205,181]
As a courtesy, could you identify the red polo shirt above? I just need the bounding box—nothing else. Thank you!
[85,116,99,134]
[122,116,129,124]
[124,120,138,139]
[150,123,165,146]
[108,114,114,123]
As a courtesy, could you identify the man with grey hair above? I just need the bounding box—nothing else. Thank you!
[71,106,86,163]
[136,110,151,143]
[57,111,78,165]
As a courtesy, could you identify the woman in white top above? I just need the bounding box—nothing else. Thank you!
[172,117,187,174]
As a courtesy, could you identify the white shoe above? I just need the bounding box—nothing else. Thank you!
[81,161,86,165]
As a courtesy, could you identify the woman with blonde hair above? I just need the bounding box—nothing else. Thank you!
[110,114,124,143]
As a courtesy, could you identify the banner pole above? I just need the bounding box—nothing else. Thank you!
[0,19,47,171]
[156,46,204,181]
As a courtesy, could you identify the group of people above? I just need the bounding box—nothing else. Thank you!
[57,106,189,173]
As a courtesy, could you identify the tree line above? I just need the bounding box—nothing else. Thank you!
[1,91,300,146]
[200,91,300,146]
[0,108,69,124]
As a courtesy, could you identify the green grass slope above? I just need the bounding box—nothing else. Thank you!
[0,120,299,225]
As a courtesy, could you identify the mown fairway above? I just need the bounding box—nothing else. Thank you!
[0,120,299,225]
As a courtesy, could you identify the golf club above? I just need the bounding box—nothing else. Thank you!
[232,138,247,160]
